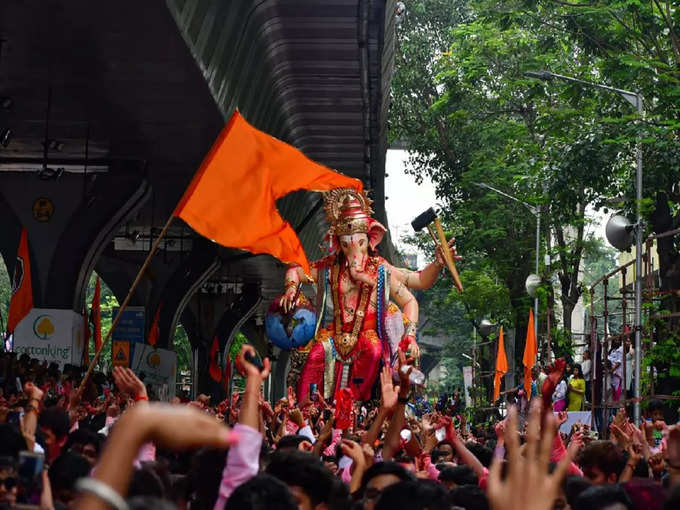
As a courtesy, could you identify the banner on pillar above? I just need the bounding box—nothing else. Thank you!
[13,309,84,367]
[130,344,177,400]
[112,306,145,360]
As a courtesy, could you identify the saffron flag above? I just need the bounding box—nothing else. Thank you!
[148,304,161,347]
[493,326,508,403]
[91,277,102,352]
[209,337,222,382]
[82,308,90,366]
[7,228,33,332]
[173,111,363,276]
[522,309,538,398]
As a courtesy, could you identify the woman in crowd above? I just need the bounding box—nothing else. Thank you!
[568,365,586,411]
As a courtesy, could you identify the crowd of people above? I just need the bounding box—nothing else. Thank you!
[0,346,678,510]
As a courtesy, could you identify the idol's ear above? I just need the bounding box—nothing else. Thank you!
[367,220,387,250]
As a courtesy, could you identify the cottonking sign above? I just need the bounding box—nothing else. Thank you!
[13,309,84,367]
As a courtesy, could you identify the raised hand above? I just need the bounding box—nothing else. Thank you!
[24,382,44,404]
[556,411,568,427]
[421,413,435,434]
[113,366,147,400]
[315,390,329,409]
[570,430,584,452]
[260,400,274,419]
[317,415,335,445]
[408,339,421,361]
[649,452,666,475]
[71,402,238,510]
[380,365,399,412]
[289,408,305,428]
[487,402,576,510]
[422,428,438,453]
[341,439,365,466]
[361,443,375,467]
[396,350,413,394]
[236,345,271,381]
[610,423,633,451]
[434,237,462,266]
[494,420,506,443]
[541,359,566,411]
[279,287,299,314]
[436,415,458,446]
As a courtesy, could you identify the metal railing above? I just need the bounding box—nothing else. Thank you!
[586,227,680,434]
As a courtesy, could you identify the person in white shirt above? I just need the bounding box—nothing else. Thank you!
[552,377,568,412]
[624,338,634,395]
[608,339,624,401]
[581,350,592,403]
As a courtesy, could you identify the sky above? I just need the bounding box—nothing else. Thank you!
[384,150,438,264]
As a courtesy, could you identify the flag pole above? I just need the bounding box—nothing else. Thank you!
[78,213,175,396]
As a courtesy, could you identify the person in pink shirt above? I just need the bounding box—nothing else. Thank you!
[214,345,271,509]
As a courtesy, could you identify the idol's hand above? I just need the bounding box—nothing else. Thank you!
[407,337,420,360]
[434,238,461,267]
[279,286,299,313]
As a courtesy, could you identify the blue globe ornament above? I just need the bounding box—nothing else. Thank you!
[265,293,317,350]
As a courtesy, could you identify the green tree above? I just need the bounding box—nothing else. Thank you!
[500,0,680,305]
[393,0,629,363]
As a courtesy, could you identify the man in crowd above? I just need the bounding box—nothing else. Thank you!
[0,348,679,510]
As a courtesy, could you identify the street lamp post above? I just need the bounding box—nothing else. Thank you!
[474,183,540,344]
[525,70,643,423]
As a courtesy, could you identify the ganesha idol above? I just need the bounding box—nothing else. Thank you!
[280,188,457,402]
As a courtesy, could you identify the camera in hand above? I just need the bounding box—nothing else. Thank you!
[244,351,264,371]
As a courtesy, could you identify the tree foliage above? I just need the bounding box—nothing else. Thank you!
[392,0,680,401]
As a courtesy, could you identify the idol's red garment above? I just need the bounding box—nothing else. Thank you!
[297,313,382,401]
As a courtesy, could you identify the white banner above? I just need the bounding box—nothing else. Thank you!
[130,344,177,400]
[462,366,473,408]
[13,309,84,367]
[556,411,594,434]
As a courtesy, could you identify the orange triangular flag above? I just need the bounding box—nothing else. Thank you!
[173,111,363,276]
[493,326,508,402]
[7,228,33,332]
[91,277,102,351]
[147,304,161,347]
[209,337,222,382]
[522,309,538,398]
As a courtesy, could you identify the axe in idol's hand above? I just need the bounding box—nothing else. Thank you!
[411,207,463,293]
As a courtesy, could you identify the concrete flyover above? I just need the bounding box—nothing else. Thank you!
[0,0,398,399]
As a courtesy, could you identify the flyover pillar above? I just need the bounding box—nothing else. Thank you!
[0,167,148,365]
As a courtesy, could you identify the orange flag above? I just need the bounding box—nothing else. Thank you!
[522,309,538,398]
[173,111,363,276]
[7,228,33,332]
[91,277,102,351]
[209,337,222,382]
[493,326,508,402]
[147,304,161,347]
